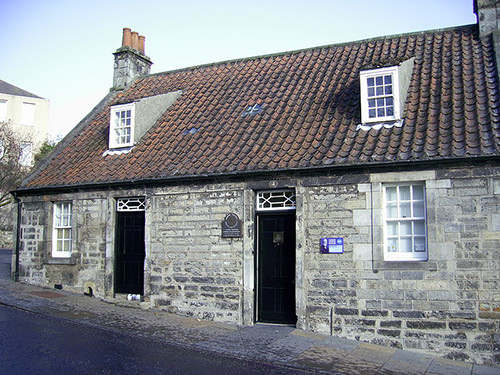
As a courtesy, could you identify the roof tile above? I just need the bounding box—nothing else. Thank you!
[22,25,500,189]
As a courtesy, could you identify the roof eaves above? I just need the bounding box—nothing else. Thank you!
[14,153,500,197]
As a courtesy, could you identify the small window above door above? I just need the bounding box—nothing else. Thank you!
[256,190,296,211]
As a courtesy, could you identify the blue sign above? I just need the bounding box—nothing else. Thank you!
[320,238,344,254]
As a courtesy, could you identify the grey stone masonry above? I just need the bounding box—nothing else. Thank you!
[301,167,500,367]
[14,165,500,366]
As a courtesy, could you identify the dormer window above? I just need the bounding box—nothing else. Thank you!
[360,66,400,123]
[109,103,135,149]
[359,58,414,125]
[106,91,182,153]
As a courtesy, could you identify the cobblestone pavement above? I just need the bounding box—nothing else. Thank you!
[0,276,499,374]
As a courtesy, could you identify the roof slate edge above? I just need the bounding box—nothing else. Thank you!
[0,79,44,99]
[146,24,478,78]
[14,154,500,197]
[19,90,119,188]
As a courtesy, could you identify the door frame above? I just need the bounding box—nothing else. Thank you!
[255,211,297,324]
[114,197,146,295]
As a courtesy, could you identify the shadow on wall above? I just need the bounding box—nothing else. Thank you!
[0,249,12,281]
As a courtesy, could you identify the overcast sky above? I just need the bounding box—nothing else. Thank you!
[1,0,477,138]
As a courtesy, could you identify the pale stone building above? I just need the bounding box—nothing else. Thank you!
[12,2,500,367]
[0,80,49,247]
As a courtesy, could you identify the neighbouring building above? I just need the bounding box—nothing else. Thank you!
[0,79,49,247]
[12,3,500,366]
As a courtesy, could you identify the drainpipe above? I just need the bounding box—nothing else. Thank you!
[12,191,21,282]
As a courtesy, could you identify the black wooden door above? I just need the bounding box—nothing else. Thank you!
[115,211,145,294]
[257,213,296,324]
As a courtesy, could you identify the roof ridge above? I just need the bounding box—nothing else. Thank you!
[146,23,478,78]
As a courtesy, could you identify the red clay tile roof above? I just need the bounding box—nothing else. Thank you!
[23,25,500,189]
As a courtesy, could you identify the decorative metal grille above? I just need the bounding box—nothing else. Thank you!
[256,190,296,211]
[117,197,146,212]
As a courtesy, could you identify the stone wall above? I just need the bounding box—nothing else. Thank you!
[300,167,500,366]
[14,166,500,365]
[147,183,246,323]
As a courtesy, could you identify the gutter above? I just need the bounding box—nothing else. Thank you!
[12,154,500,197]
[11,191,21,282]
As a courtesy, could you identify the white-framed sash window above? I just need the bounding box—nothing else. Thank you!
[360,66,401,123]
[384,183,427,261]
[109,103,135,148]
[52,202,73,258]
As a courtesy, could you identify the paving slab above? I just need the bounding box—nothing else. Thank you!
[427,358,474,375]
[1,279,500,375]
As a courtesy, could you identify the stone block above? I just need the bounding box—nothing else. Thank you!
[406,321,446,330]
[335,308,359,316]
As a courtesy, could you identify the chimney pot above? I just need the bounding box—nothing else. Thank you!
[122,28,132,47]
[139,35,145,54]
[131,31,139,51]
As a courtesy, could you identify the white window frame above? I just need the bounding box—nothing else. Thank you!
[21,102,35,125]
[0,139,4,159]
[383,183,427,261]
[360,66,401,123]
[256,190,296,211]
[19,142,32,166]
[52,202,73,258]
[109,103,135,149]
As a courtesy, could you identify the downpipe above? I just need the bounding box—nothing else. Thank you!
[12,192,21,282]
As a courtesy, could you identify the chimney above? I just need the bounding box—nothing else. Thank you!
[475,0,500,37]
[475,1,500,78]
[112,28,153,90]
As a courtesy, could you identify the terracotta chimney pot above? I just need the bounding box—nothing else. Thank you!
[131,31,139,51]
[122,28,132,47]
[139,35,145,54]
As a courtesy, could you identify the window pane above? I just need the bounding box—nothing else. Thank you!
[387,238,398,252]
[400,221,412,235]
[384,75,392,84]
[400,202,411,218]
[369,109,376,118]
[400,237,412,252]
[386,106,394,116]
[399,186,411,200]
[387,203,398,218]
[367,77,374,86]
[387,222,398,235]
[413,201,425,217]
[385,85,393,95]
[414,236,426,252]
[377,108,385,117]
[413,185,424,200]
[386,187,397,201]
[376,76,384,85]
[368,87,375,97]
[414,220,425,235]
[376,86,384,96]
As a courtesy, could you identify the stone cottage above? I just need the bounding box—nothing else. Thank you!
[12,1,500,366]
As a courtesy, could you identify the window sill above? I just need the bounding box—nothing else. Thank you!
[373,260,437,271]
[44,257,77,265]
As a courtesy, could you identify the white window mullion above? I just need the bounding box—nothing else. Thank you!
[109,103,135,149]
[52,202,73,258]
[384,183,427,261]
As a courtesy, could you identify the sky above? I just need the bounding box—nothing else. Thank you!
[1,0,477,139]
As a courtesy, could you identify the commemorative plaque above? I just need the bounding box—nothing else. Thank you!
[222,213,242,238]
